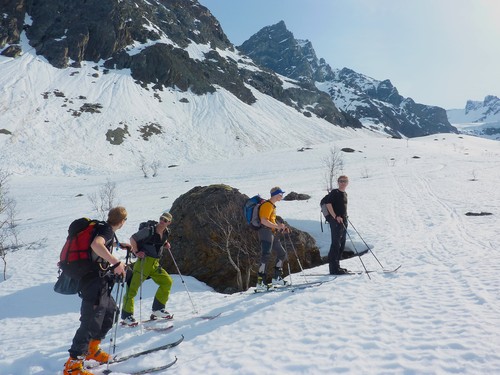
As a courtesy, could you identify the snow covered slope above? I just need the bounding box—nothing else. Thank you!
[0,33,373,176]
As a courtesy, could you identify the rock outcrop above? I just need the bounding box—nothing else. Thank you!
[163,184,322,293]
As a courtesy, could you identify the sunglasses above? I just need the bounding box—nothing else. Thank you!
[338,180,348,183]
[160,218,171,223]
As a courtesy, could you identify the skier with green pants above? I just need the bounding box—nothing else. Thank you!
[121,212,174,325]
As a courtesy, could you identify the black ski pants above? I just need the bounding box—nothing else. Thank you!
[69,274,117,358]
[328,219,347,274]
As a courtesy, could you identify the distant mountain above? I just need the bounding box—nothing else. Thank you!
[239,21,457,138]
[446,96,500,140]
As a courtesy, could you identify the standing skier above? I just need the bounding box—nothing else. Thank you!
[64,207,128,375]
[256,186,289,291]
[121,212,174,325]
[325,175,350,274]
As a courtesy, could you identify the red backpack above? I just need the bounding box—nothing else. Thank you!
[59,218,104,279]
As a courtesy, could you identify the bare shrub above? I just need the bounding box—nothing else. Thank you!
[88,180,117,220]
[205,203,257,291]
[139,156,149,178]
[323,146,344,192]
[0,170,18,280]
[151,160,160,177]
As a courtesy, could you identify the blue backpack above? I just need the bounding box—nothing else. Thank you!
[243,195,265,230]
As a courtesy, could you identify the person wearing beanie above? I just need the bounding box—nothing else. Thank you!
[121,212,174,325]
[255,186,289,291]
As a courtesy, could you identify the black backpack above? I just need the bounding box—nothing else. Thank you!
[135,220,158,247]
[319,194,331,232]
[136,220,169,256]
[320,194,330,219]
[138,220,158,235]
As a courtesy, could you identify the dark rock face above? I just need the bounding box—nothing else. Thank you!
[163,184,322,293]
[1,0,256,103]
[239,21,457,138]
[20,0,231,65]
[0,0,24,56]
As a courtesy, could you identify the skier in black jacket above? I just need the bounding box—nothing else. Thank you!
[64,207,129,375]
[324,176,349,275]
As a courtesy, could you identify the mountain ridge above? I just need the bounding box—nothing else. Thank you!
[446,95,500,140]
[239,20,457,138]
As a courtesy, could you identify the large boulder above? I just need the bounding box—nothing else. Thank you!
[163,184,322,293]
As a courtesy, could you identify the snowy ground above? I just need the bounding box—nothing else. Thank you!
[1,134,500,374]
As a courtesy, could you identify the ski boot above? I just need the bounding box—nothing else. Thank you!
[121,315,138,327]
[63,357,93,375]
[85,339,110,363]
[151,308,173,320]
[255,273,268,292]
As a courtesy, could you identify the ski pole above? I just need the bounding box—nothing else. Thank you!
[287,260,293,286]
[285,231,308,283]
[108,273,125,361]
[167,246,198,314]
[347,219,384,269]
[139,258,144,333]
[282,237,293,286]
[108,239,127,358]
[343,222,371,279]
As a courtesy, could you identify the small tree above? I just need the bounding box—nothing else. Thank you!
[470,169,478,181]
[360,166,370,179]
[323,146,344,192]
[88,180,117,220]
[139,156,149,178]
[206,203,257,291]
[151,160,160,177]
[0,169,19,280]
[139,157,161,178]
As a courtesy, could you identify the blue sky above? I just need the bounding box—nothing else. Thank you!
[198,0,500,109]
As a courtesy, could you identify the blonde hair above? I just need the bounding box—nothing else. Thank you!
[107,206,127,226]
[160,212,173,222]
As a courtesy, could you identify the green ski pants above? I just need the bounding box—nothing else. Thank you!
[122,257,173,316]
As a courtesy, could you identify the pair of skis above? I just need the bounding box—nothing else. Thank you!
[347,264,401,275]
[305,264,402,276]
[253,278,336,293]
[255,265,402,293]
[102,312,221,373]
[121,315,175,332]
[88,335,183,374]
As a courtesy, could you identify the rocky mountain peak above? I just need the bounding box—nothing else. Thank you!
[447,95,500,140]
[240,22,456,138]
[239,20,333,83]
